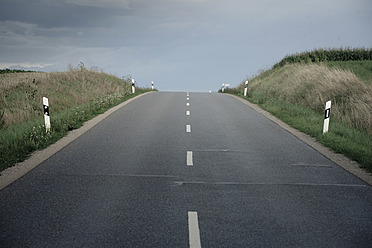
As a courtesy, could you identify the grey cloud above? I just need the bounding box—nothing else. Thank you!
[62,0,133,9]
[0,0,129,28]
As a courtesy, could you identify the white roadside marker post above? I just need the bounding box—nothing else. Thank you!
[43,97,51,132]
[221,83,225,93]
[131,79,135,94]
[151,81,154,90]
[323,100,332,134]
[244,80,248,96]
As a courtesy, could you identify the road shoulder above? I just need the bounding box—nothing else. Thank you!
[228,94,372,186]
[0,92,152,190]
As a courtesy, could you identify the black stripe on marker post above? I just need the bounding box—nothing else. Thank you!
[44,105,49,116]
[324,108,330,119]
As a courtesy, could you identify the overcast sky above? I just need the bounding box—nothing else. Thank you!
[1,0,371,91]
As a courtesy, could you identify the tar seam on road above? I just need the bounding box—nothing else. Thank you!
[54,173,178,178]
[174,181,368,188]
[188,211,202,248]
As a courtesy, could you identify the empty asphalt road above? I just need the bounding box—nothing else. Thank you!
[1,92,372,247]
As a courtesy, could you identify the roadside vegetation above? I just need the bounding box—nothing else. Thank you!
[273,47,372,68]
[0,64,152,172]
[223,48,372,173]
[0,68,37,74]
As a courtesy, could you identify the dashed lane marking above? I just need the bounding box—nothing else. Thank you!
[187,151,193,166]
[186,125,191,133]
[188,211,202,248]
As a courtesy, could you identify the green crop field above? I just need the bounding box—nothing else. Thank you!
[273,47,372,68]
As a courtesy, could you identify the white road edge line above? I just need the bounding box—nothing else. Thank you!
[187,151,193,166]
[188,211,202,248]
[186,110,190,116]
[186,125,191,133]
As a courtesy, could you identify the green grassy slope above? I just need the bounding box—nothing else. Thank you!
[0,68,151,172]
[321,60,372,85]
[227,57,372,173]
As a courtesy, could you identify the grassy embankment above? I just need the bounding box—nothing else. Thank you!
[225,48,372,173]
[0,66,152,172]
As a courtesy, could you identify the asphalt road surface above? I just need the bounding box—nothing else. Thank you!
[1,92,372,247]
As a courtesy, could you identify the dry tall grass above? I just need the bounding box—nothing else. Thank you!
[247,64,372,134]
[0,69,130,128]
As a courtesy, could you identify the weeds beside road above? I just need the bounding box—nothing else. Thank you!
[0,68,152,172]
[225,60,372,173]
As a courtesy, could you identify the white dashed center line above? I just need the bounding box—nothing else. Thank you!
[186,110,190,116]
[187,151,193,166]
[186,125,191,133]
[188,211,202,248]
[187,102,190,106]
